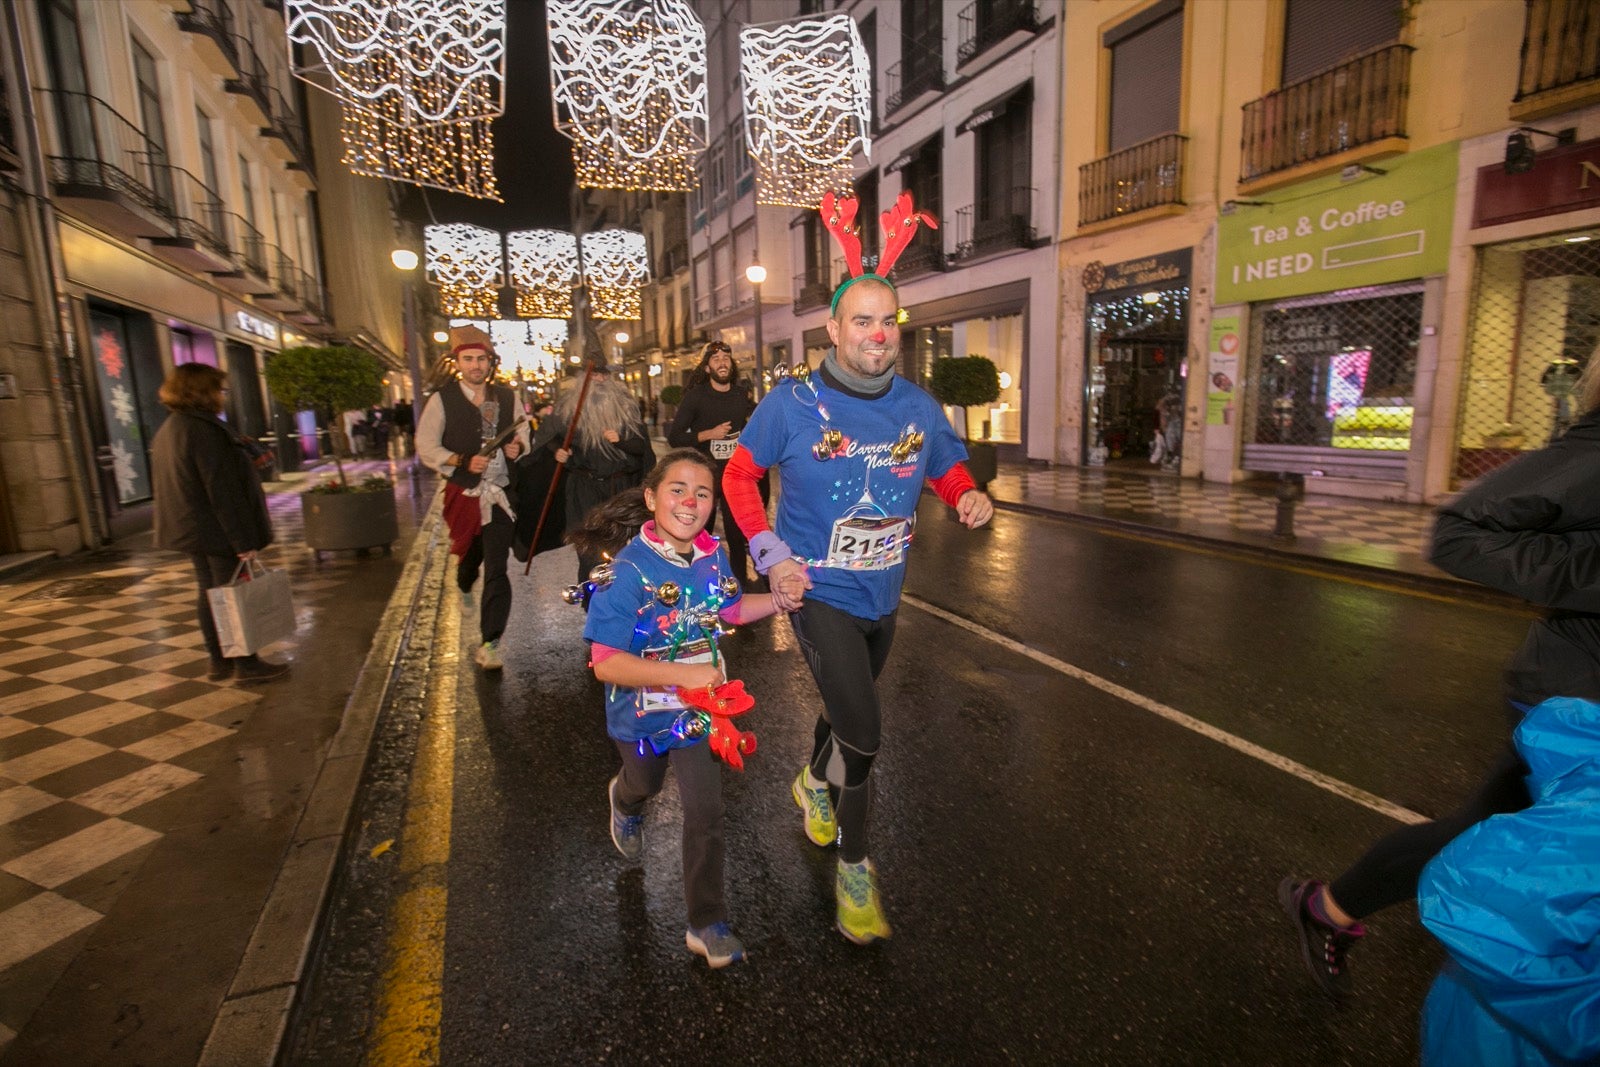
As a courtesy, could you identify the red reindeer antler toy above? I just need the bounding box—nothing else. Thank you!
[820,190,864,278]
[678,680,759,771]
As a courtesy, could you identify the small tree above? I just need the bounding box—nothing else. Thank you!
[264,345,386,487]
[657,383,684,407]
[927,356,1001,440]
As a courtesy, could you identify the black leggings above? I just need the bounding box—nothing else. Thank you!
[456,507,515,643]
[1329,740,1531,918]
[789,599,897,863]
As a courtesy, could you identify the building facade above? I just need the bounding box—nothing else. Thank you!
[0,0,419,559]
[1060,0,1600,504]
[687,0,1062,463]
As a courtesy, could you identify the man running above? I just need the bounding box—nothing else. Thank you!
[667,340,764,583]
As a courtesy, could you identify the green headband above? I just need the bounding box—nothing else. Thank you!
[829,272,898,315]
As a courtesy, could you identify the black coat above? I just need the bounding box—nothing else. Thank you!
[151,409,273,557]
[1431,411,1600,704]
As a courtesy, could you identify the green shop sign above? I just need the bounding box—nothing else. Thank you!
[1216,141,1458,305]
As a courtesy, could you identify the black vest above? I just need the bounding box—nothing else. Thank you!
[439,381,515,489]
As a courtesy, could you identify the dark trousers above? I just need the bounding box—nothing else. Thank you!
[790,599,897,863]
[190,553,243,663]
[1330,739,1532,918]
[456,506,514,643]
[613,738,726,928]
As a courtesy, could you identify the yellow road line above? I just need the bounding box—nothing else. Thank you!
[370,567,459,1066]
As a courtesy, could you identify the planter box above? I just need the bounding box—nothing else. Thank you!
[301,487,398,556]
[964,441,998,489]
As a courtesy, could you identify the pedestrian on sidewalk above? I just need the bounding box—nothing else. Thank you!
[150,363,287,685]
[573,449,794,968]
[722,191,994,945]
[666,340,768,585]
[416,324,527,671]
[1281,353,1600,1000]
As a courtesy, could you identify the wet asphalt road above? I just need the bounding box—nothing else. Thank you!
[289,500,1530,1065]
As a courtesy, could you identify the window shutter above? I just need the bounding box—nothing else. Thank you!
[1108,9,1183,152]
[1281,0,1401,86]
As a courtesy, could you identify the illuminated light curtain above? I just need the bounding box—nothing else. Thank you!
[740,13,871,207]
[340,108,500,200]
[581,229,650,320]
[507,229,579,318]
[286,0,506,123]
[548,0,707,191]
[426,223,503,318]
[527,318,569,359]
[489,319,540,377]
[288,0,506,198]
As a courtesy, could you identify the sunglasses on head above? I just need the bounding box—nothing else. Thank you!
[706,343,731,355]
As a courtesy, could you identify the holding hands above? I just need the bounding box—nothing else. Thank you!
[768,558,812,613]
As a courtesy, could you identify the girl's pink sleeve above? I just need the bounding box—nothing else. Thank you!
[589,643,622,667]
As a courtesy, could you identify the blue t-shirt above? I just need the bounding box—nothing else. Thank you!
[583,526,744,748]
[738,373,966,620]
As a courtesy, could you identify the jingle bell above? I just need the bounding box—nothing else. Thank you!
[656,581,681,606]
[587,562,615,589]
[560,585,585,605]
[791,362,812,383]
[771,364,791,383]
[719,575,741,599]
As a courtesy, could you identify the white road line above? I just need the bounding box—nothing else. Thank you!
[902,594,1428,826]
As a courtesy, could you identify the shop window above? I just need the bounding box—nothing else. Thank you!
[1105,0,1182,153]
[86,304,164,506]
[1454,235,1600,485]
[956,314,1022,444]
[1242,284,1421,453]
[1086,286,1189,466]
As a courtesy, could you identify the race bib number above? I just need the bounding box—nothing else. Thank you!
[638,639,717,714]
[825,515,910,570]
[709,436,738,462]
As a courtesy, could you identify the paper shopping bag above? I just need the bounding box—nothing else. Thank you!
[207,561,296,657]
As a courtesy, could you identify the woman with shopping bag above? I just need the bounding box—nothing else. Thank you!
[151,363,289,684]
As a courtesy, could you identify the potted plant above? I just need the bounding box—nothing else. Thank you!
[658,383,684,426]
[263,344,398,557]
[928,355,1001,489]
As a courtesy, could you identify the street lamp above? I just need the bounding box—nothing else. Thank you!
[745,253,767,398]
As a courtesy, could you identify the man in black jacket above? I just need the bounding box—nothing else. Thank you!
[667,341,765,582]
[417,325,526,670]
[1280,357,1600,1001]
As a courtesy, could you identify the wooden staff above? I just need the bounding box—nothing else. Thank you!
[523,366,596,575]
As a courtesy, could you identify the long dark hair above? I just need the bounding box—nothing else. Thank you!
[568,448,718,559]
[686,340,732,391]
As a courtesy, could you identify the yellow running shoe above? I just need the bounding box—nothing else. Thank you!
[835,858,892,944]
[792,767,837,847]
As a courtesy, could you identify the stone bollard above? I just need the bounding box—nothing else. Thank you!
[1272,472,1299,543]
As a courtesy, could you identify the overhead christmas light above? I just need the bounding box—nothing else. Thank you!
[426,223,504,318]
[548,0,708,190]
[507,229,580,318]
[340,104,501,200]
[581,229,650,320]
[286,0,507,125]
[740,13,871,207]
[527,318,570,357]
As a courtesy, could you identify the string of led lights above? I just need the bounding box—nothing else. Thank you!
[739,13,871,207]
[507,229,580,319]
[340,105,500,200]
[581,229,650,320]
[548,0,707,191]
[425,223,504,317]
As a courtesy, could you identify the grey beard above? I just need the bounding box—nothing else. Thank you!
[553,376,645,460]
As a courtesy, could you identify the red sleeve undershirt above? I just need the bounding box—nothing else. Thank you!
[722,445,771,537]
[927,463,977,508]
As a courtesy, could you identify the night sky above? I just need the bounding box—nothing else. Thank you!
[394,0,575,232]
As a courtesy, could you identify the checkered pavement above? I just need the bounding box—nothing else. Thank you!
[987,464,1438,565]
[0,463,398,1052]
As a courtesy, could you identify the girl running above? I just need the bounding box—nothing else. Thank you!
[574,448,788,968]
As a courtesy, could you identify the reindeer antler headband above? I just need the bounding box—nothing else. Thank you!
[821,189,939,314]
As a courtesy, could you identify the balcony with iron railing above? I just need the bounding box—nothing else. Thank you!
[174,0,239,79]
[793,269,833,312]
[886,38,945,115]
[147,164,233,272]
[225,32,276,126]
[41,89,178,236]
[263,84,313,176]
[256,247,304,312]
[954,187,1036,261]
[893,224,946,277]
[1513,0,1600,120]
[1239,43,1412,187]
[291,269,330,325]
[209,212,273,294]
[957,0,1041,67]
[1079,133,1187,229]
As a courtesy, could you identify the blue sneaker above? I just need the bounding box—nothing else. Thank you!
[685,922,747,968]
[608,776,642,860]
